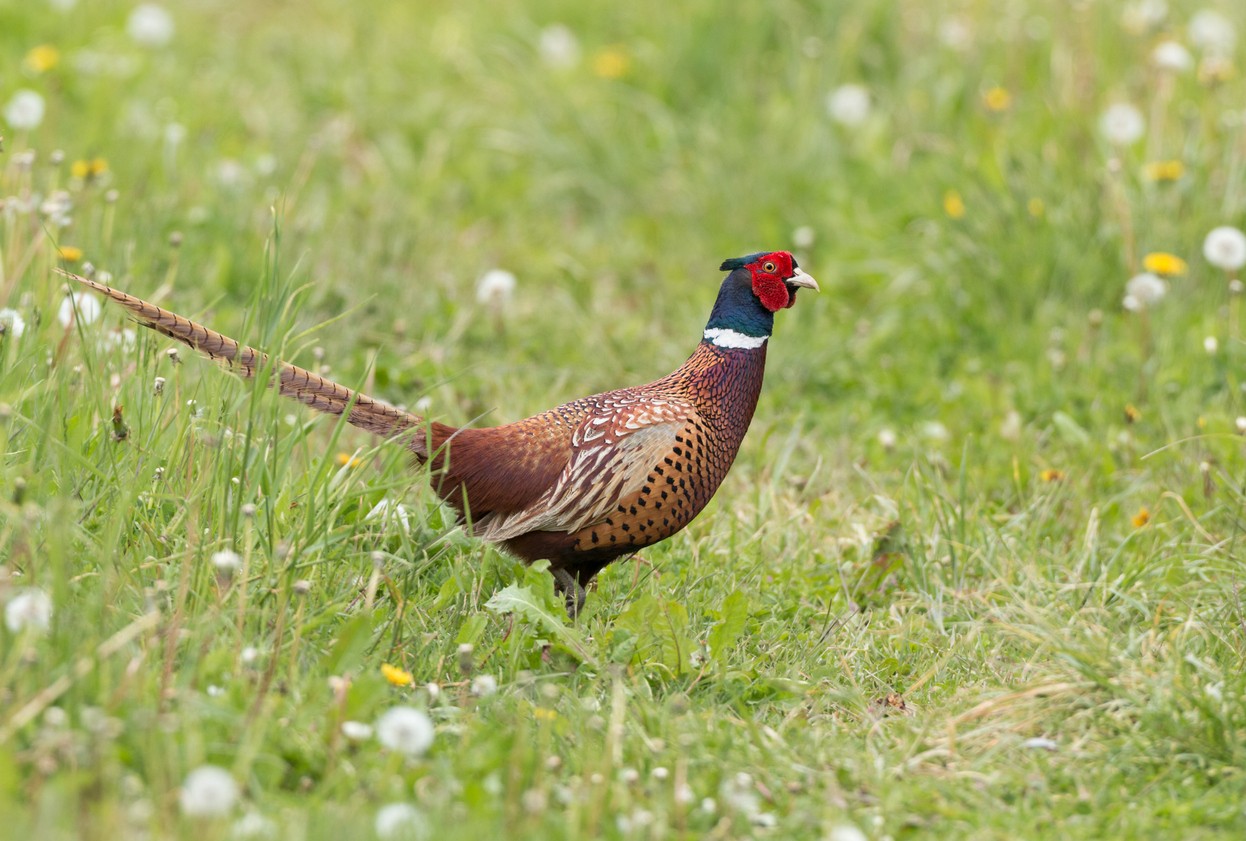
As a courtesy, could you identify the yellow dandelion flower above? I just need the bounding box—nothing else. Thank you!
[57,245,84,262]
[1131,507,1150,528]
[534,707,558,721]
[1142,252,1187,276]
[1142,160,1184,182]
[1124,404,1141,423]
[1027,197,1045,218]
[1039,468,1063,482]
[23,45,60,74]
[943,190,966,219]
[592,47,630,79]
[71,158,109,181]
[983,86,1011,112]
[336,452,364,468]
[381,663,414,687]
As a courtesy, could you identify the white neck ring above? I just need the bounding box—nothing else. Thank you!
[703,327,768,349]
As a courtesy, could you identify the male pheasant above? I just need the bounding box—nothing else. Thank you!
[66,251,817,614]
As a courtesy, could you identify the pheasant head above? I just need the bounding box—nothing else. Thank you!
[704,251,818,349]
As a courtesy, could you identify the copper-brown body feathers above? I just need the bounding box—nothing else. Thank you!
[67,268,779,612]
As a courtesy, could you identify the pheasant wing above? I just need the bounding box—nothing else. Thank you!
[474,394,693,541]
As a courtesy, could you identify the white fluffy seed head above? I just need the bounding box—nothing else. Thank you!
[1203,226,1246,270]
[375,706,434,756]
[127,4,175,47]
[1190,9,1236,56]
[538,24,580,68]
[4,90,46,131]
[1100,103,1145,145]
[0,308,27,338]
[476,269,517,306]
[1151,40,1192,72]
[57,292,101,329]
[5,587,53,634]
[211,549,242,573]
[826,84,871,127]
[341,720,373,742]
[375,803,428,840]
[179,765,238,818]
[1123,273,1167,310]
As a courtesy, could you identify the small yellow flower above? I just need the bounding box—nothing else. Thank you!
[336,452,364,468]
[1027,197,1045,218]
[943,190,966,220]
[1124,404,1141,424]
[1131,507,1150,528]
[1142,252,1187,276]
[592,46,630,79]
[57,245,84,262]
[71,158,109,181]
[1142,160,1184,182]
[381,663,414,687]
[23,45,60,74]
[534,707,558,721]
[1039,468,1063,482]
[983,86,1012,112]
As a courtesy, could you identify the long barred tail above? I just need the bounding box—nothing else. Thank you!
[62,271,427,451]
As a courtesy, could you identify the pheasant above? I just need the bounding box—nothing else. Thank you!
[65,251,817,614]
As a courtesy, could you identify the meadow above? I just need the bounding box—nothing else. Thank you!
[2,0,1246,837]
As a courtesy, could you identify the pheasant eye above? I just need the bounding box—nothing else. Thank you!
[762,261,777,273]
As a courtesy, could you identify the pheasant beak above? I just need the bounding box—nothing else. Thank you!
[786,267,819,292]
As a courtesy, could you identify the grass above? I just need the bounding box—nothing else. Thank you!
[3,0,1246,837]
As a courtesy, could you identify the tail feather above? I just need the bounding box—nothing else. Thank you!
[62,271,429,451]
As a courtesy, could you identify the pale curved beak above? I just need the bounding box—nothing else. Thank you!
[787,267,819,291]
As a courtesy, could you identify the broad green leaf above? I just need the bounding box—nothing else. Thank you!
[322,611,376,674]
[708,589,749,665]
[485,584,597,665]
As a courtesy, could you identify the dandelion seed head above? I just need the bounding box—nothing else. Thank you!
[374,803,428,840]
[791,226,815,250]
[827,825,869,841]
[539,24,580,68]
[211,550,241,573]
[367,498,411,532]
[5,587,53,633]
[56,293,100,329]
[341,720,373,741]
[4,90,46,131]
[179,765,238,818]
[1190,9,1236,56]
[128,4,175,47]
[0,309,27,338]
[231,812,277,839]
[471,674,498,696]
[1100,103,1145,145]
[826,84,871,127]
[376,706,435,756]
[475,269,517,306]
[1203,226,1246,270]
[1123,273,1167,310]
[1022,736,1059,751]
[1151,40,1193,71]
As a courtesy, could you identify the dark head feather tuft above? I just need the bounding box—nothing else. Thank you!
[719,253,766,272]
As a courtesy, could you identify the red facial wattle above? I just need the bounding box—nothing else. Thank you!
[751,274,791,311]
[748,252,797,312]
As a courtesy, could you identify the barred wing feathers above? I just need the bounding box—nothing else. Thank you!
[473,393,693,541]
